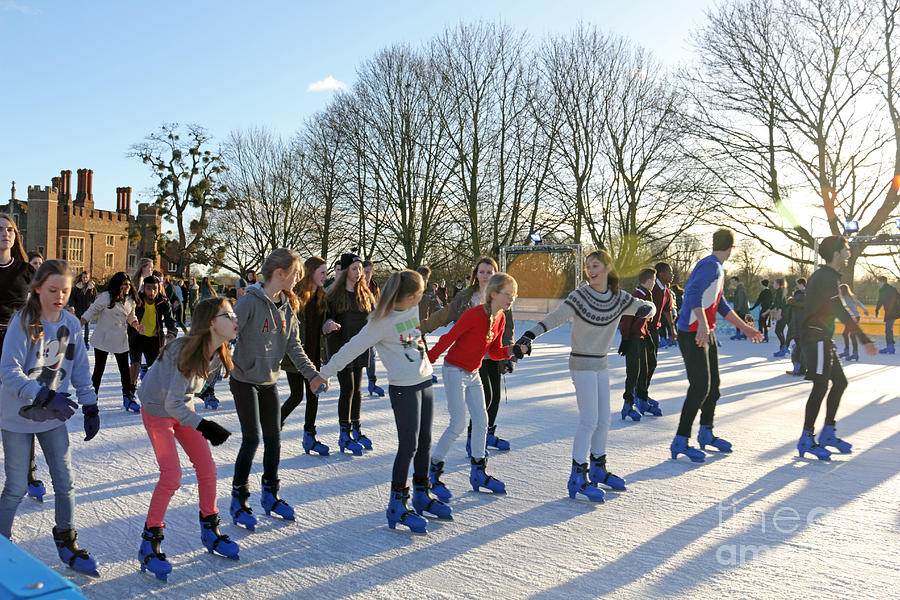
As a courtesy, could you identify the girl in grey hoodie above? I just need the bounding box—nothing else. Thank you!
[228,249,327,529]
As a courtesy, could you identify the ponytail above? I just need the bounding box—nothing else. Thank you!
[370,270,424,322]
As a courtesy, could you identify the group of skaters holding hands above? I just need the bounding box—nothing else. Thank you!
[0,209,888,581]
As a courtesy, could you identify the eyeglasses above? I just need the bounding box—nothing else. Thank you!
[215,312,238,321]
[497,290,517,300]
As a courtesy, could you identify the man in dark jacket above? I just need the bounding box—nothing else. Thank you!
[130,275,178,393]
[875,275,899,354]
[750,279,774,342]
[730,277,750,340]
[785,278,807,376]
[797,237,876,460]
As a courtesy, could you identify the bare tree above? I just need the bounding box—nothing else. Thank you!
[352,45,454,268]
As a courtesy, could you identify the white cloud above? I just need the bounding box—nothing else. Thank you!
[307,76,347,93]
[0,1,40,14]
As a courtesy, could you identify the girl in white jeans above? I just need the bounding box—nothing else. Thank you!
[518,250,654,502]
[426,273,527,500]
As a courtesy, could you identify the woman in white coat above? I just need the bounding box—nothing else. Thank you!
[81,272,145,411]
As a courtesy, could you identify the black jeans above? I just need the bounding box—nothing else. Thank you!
[622,338,650,403]
[389,381,434,486]
[775,317,787,347]
[337,366,363,425]
[802,338,847,431]
[92,349,131,397]
[281,371,320,431]
[478,358,503,428]
[231,378,281,487]
[676,331,721,438]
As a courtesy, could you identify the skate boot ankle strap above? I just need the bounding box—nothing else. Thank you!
[140,530,167,565]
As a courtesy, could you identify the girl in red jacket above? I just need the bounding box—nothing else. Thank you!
[426,273,527,500]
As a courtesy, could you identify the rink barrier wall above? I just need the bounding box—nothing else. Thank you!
[0,535,87,599]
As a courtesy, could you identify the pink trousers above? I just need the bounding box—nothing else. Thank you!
[142,411,218,527]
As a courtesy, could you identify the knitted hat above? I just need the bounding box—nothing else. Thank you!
[340,253,362,270]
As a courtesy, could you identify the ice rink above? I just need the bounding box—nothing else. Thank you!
[4,321,898,599]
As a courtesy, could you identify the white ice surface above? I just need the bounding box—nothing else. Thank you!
[4,322,899,599]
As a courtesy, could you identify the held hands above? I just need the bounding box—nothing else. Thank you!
[322,320,341,334]
[19,386,79,422]
[83,404,100,441]
[515,332,535,356]
[509,344,529,360]
[197,419,231,446]
[309,375,328,394]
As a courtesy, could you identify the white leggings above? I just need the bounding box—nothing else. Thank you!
[570,369,611,463]
[431,363,488,461]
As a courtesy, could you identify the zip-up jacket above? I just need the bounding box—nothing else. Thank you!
[800,266,870,344]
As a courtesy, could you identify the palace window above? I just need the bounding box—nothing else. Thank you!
[68,237,84,263]
[128,254,137,269]
[105,253,114,268]
[106,235,115,247]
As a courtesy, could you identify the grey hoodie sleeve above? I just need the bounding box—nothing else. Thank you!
[285,309,319,381]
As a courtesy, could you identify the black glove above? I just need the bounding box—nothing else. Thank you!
[618,338,633,356]
[19,386,78,422]
[515,331,535,356]
[503,359,514,374]
[635,304,654,319]
[83,404,100,441]
[197,419,231,446]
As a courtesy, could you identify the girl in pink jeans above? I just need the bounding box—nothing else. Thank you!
[135,297,239,581]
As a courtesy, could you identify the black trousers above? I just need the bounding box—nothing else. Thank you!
[231,379,281,487]
[676,331,721,438]
[129,333,160,366]
[479,358,503,428]
[840,325,859,354]
[802,338,847,431]
[646,327,659,384]
[337,366,363,425]
[622,338,650,404]
[790,336,807,373]
[92,349,131,397]
[389,381,434,486]
[775,317,787,347]
[281,371,320,431]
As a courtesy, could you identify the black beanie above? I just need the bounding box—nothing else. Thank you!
[340,253,361,271]
[818,235,847,261]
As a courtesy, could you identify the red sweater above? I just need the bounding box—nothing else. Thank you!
[427,306,511,372]
[650,281,672,329]
[619,286,652,340]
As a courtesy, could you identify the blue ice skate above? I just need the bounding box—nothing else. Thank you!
[698,425,732,453]
[670,435,705,463]
[139,525,171,581]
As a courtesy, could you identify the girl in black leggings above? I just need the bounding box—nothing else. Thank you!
[325,253,376,455]
[280,256,334,455]
[228,248,326,529]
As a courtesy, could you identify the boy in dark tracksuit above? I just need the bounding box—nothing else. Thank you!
[797,237,876,460]
[785,279,807,375]
[749,280,773,341]
[619,269,660,418]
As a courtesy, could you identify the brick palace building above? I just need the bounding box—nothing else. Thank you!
[4,169,168,280]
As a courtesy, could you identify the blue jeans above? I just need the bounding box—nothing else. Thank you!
[886,320,896,345]
[1,425,74,538]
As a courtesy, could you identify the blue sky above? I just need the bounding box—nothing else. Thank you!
[1,0,714,212]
